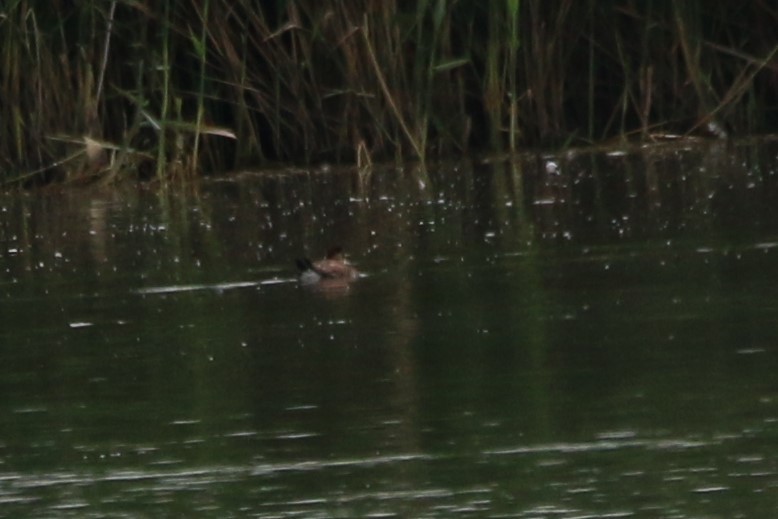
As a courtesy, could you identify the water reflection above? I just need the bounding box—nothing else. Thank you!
[1,138,778,516]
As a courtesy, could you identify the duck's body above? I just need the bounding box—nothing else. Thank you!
[296,247,359,286]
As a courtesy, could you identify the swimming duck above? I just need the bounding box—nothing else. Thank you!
[296,246,359,286]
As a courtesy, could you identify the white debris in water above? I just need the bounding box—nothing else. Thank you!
[260,277,294,286]
[170,419,201,426]
[274,432,319,440]
[69,322,94,328]
[286,404,318,411]
[692,486,729,493]
[136,281,262,294]
[736,348,766,355]
[12,407,48,414]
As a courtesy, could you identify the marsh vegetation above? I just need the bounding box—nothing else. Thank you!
[1,1,776,185]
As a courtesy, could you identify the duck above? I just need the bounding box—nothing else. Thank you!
[296,246,359,286]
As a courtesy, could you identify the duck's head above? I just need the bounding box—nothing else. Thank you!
[325,246,345,261]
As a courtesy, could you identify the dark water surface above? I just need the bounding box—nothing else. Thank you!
[1,138,778,517]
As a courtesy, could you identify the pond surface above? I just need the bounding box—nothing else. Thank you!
[1,138,778,517]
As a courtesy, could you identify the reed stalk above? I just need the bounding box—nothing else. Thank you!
[362,14,425,165]
[507,0,521,151]
[155,2,171,181]
[191,0,210,175]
